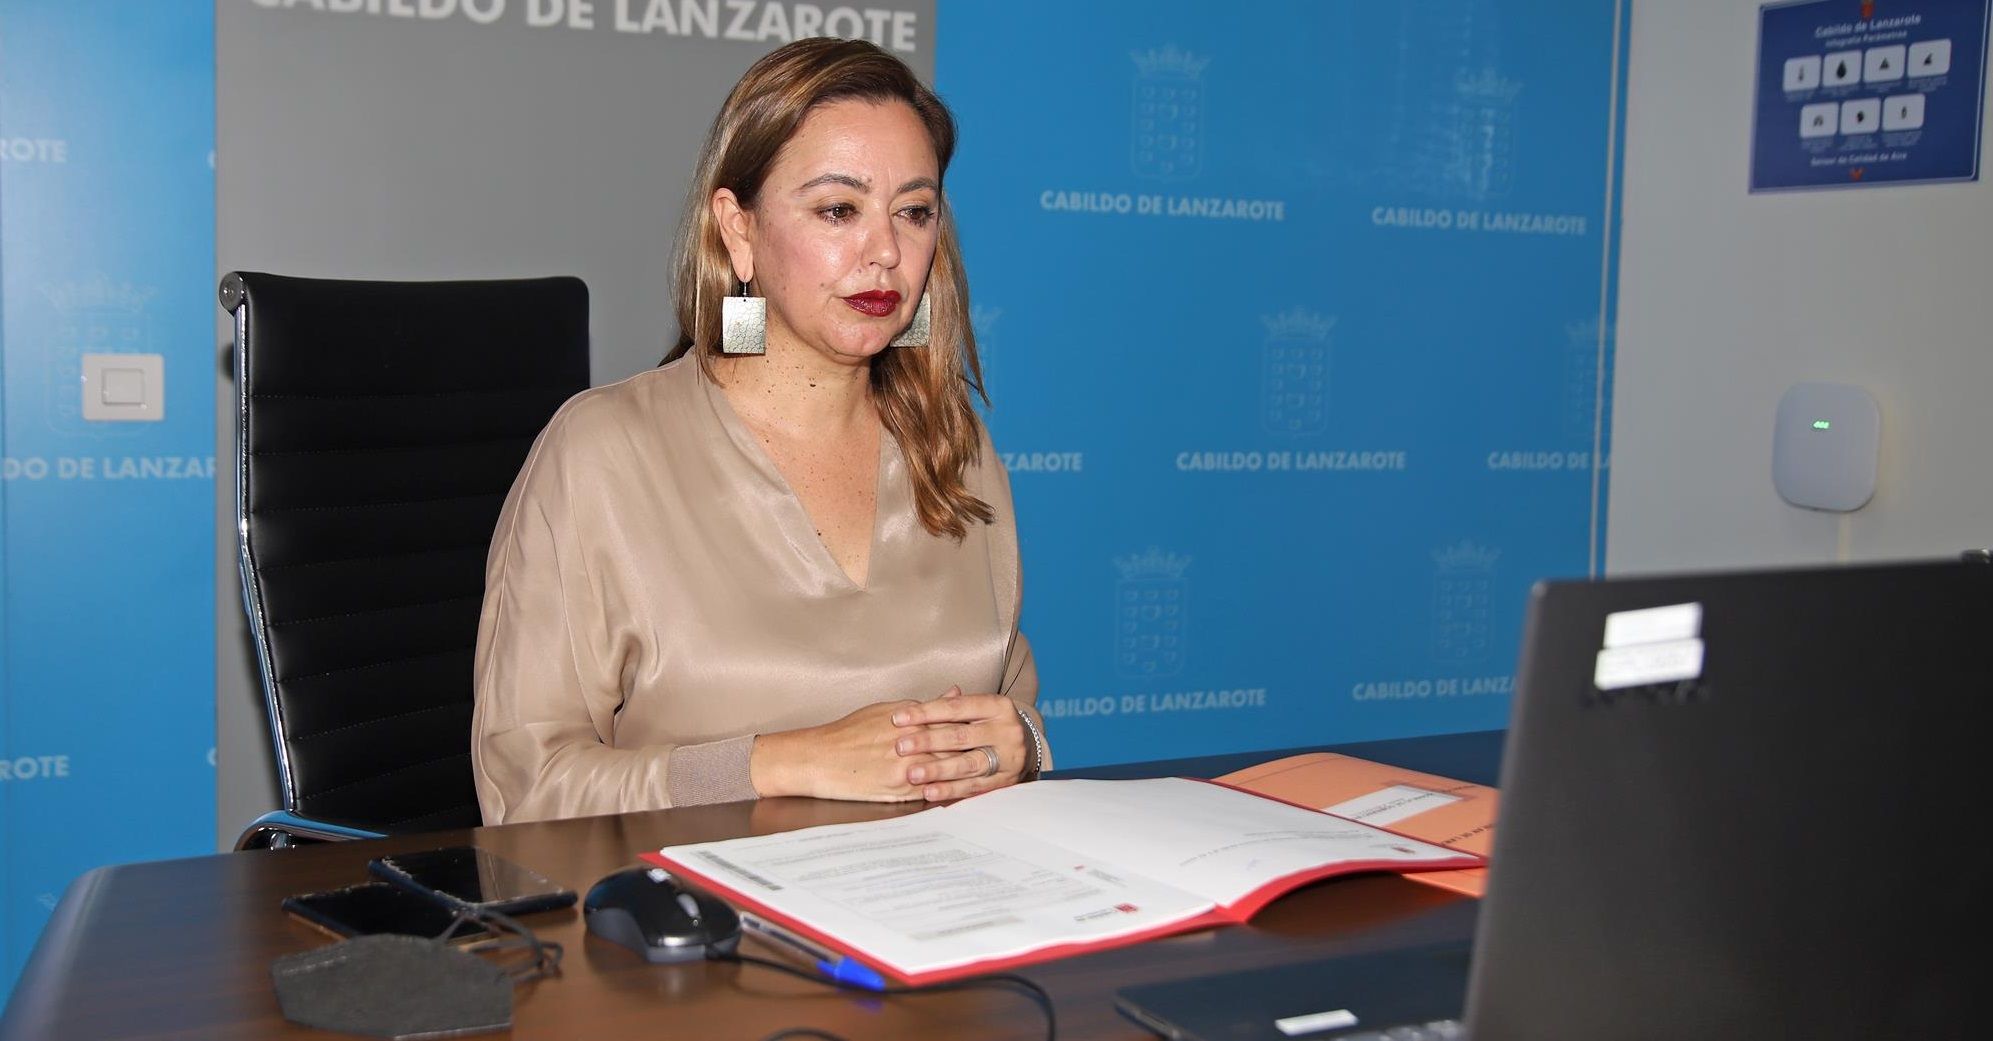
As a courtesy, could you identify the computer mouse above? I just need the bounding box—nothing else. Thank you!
[584,866,741,963]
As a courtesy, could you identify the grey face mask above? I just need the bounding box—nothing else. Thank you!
[270,934,514,1040]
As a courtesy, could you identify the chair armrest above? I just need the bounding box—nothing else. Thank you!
[233,810,387,851]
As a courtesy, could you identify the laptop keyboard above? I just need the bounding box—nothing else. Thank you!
[1336,1020,1467,1041]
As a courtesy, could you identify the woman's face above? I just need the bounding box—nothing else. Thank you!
[719,98,941,366]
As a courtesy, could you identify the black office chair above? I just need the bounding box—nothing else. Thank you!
[221,272,589,849]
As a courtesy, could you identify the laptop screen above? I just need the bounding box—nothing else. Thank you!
[1467,559,1987,1039]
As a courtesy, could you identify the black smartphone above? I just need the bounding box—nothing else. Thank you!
[368,846,577,916]
[283,882,492,942]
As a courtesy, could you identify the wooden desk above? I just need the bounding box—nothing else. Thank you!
[1,731,1502,1040]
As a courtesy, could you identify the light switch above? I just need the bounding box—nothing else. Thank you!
[101,368,145,406]
[81,352,164,421]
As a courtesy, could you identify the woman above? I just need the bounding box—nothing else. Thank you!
[471,38,1048,824]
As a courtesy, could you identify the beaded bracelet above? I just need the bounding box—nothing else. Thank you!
[1014,705,1048,781]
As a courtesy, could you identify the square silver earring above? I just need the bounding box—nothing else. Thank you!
[889,292,931,348]
[721,282,766,355]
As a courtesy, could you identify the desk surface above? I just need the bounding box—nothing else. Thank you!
[1,731,1502,1041]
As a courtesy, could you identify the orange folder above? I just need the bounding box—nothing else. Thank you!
[1216,752,1497,897]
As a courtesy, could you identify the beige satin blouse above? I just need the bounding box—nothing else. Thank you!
[472,355,1042,824]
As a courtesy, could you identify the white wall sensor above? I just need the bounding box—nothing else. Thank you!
[1772,382,1879,512]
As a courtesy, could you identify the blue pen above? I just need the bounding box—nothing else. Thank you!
[738,911,888,991]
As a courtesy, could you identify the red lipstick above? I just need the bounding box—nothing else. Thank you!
[843,290,901,317]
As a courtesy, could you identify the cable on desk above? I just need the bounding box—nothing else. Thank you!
[441,905,564,982]
[710,950,1056,1041]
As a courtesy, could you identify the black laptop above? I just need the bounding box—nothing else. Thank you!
[1118,559,1989,1040]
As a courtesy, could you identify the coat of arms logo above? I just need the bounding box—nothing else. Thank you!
[1431,540,1500,662]
[1114,548,1191,678]
[1260,308,1336,436]
[1131,46,1210,182]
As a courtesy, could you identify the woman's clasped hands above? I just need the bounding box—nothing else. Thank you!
[891,686,1032,802]
[750,686,1030,803]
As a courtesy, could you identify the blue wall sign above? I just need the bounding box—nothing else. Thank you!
[1753,0,1989,191]
[939,0,1629,768]
[1,0,216,1001]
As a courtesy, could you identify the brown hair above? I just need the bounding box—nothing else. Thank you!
[666,38,992,539]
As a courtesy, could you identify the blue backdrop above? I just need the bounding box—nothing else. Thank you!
[0,0,1626,1006]
[940,0,1627,766]
[0,0,216,997]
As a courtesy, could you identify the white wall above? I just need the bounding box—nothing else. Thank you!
[1610,0,1993,573]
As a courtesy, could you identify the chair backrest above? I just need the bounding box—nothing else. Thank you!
[223,272,590,834]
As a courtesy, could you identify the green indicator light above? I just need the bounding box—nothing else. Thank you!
[1811,420,1832,430]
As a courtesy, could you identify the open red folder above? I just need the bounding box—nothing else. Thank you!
[1216,753,1498,897]
[642,777,1481,985]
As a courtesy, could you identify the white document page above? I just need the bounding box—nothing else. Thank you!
[942,778,1465,908]
[658,778,1470,976]
[663,812,1213,975]
[1323,784,1464,826]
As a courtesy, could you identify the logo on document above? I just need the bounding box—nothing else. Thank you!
[1431,540,1500,663]
[1260,308,1335,436]
[41,276,156,439]
[1130,45,1209,181]
[1114,548,1191,679]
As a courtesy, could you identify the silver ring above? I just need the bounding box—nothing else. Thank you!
[978,745,1001,778]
